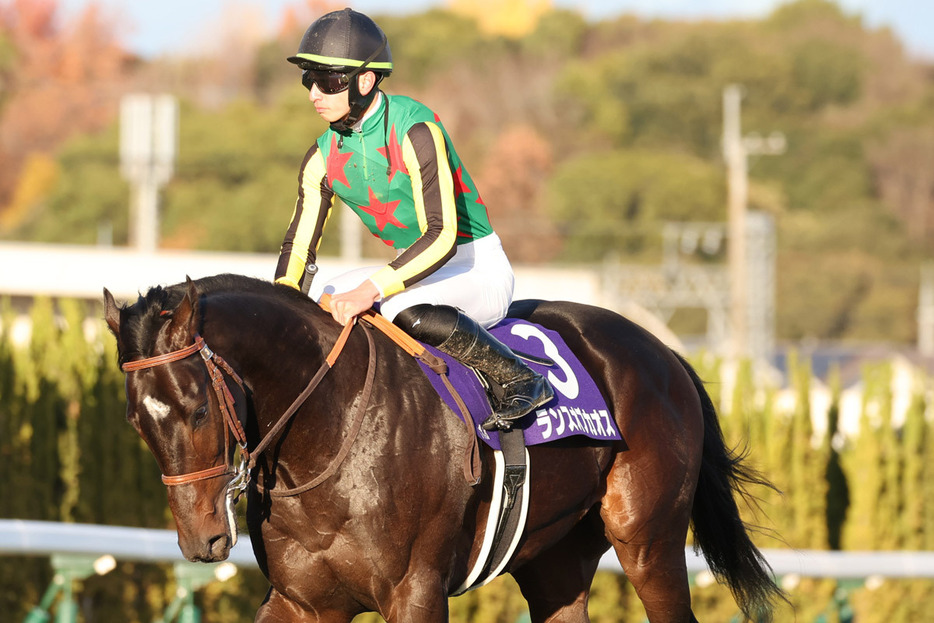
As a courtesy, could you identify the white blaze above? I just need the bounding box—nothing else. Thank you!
[142,395,171,420]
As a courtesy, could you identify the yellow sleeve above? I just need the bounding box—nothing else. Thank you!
[275,144,334,291]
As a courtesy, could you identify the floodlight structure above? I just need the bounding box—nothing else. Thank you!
[120,94,178,253]
[23,553,116,623]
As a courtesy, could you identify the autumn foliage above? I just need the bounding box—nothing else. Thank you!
[1,0,933,344]
[0,0,131,225]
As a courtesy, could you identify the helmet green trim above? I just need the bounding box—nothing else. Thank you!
[290,52,393,72]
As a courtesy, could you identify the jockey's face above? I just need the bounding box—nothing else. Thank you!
[309,71,377,124]
[309,83,349,123]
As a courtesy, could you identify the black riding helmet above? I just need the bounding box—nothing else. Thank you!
[288,8,393,132]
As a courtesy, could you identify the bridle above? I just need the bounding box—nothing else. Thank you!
[121,317,367,498]
[123,332,253,494]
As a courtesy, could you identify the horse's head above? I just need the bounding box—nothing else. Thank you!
[104,278,242,562]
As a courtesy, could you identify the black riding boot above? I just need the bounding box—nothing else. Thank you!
[394,304,554,431]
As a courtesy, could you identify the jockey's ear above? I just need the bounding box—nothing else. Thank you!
[165,277,200,350]
[358,71,378,96]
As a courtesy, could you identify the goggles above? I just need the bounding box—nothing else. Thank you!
[301,68,352,94]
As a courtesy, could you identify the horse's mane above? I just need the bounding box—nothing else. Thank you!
[117,273,315,362]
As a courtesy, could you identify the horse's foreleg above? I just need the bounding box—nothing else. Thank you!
[255,587,354,623]
[379,571,450,623]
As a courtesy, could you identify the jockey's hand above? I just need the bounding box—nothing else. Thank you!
[330,280,380,326]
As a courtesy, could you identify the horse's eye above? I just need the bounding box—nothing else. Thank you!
[192,404,209,426]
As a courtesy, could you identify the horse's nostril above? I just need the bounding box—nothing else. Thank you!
[208,533,231,558]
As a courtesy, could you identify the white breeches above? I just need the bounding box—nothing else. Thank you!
[315,233,514,329]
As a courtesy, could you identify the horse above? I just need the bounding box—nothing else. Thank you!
[103,273,781,623]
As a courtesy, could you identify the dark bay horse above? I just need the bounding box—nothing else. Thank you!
[103,273,781,622]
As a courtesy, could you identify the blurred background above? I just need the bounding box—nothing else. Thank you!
[1,0,933,621]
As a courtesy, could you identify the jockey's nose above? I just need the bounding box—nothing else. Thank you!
[309,84,323,102]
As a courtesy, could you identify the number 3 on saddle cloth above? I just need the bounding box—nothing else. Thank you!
[416,319,621,450]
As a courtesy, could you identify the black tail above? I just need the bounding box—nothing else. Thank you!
[674,353,786,621]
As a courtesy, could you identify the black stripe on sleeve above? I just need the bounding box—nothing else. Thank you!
[387,122,456,288]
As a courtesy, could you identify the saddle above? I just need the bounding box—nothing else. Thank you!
[344,304,619,459]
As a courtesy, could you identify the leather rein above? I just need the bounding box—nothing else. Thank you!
[121,316,373,498]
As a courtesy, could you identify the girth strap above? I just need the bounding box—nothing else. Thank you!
[453,427,530,595]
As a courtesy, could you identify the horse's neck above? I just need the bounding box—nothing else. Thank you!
[208,302,343,425]
[227,310,358,477]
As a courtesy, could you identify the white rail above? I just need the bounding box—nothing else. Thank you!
[4,519,934,580]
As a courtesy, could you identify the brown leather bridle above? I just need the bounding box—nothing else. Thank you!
[121,318,360,496]
[123,334,250,487]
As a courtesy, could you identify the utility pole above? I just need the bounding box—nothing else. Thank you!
[721,85,784,360]
[120,94,178,252]
[722,85,747,358]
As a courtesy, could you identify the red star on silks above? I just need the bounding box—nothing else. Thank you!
[452,165,471,198]
[326,135,353,188]
[377,126,408,181]
[452,167,489,238]
[453,166,486,207]
[369,232,396,246]
[358,187,406,232]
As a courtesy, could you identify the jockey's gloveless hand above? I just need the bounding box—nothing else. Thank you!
[330,280,380,326]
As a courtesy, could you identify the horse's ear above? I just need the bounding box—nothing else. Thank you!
[103,288,122,339]
[166,277,200,346]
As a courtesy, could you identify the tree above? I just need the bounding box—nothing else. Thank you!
[0,0,132,216]
[450,0,550,38]
[823,366,849,551]
[474,124,561,263]
[869,125,934,247]
[545,149,725,262]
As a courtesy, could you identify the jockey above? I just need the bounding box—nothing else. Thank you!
[275,8,552,431]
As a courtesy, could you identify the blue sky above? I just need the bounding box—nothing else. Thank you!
[59,0,934,61]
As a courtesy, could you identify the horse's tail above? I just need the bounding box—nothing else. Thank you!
[674,352,785,622]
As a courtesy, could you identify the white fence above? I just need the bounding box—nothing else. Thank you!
[5,519,934,580]
[8,519,934,622]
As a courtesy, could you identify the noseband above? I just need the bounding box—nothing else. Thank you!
[121,318,364,497]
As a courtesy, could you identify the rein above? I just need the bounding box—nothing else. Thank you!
[121,317,360,496]
[257,323,376,497]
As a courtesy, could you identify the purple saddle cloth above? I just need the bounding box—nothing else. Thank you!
[416,318,620,450]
